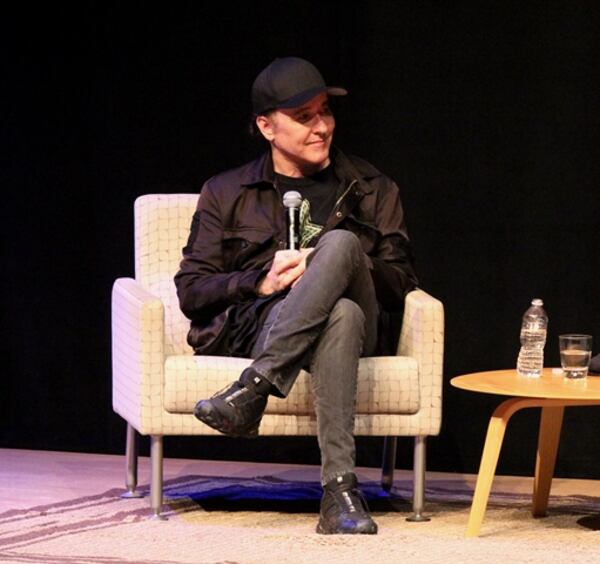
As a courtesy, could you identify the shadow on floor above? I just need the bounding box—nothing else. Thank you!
[159,474,473,515]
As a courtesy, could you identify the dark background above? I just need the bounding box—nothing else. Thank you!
[3,2,599,479]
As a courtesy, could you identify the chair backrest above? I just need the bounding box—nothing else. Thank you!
[134,194,198,355]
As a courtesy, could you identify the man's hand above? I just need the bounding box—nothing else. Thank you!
[258,248,313,296]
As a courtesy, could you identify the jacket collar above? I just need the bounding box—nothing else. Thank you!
[239,151,274,187]
[331,147,379,195]
[240,147,380,195]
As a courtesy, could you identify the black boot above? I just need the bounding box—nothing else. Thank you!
[317,473,378,535]
[194,368,271,438]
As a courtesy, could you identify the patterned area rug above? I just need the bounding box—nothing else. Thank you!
[1,475,599,564]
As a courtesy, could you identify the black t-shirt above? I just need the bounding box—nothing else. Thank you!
[227,164,339,358]
[275,164,338,247]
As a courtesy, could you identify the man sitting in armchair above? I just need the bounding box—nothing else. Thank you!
[175,57,418,534]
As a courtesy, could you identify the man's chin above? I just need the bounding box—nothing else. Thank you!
[302,157,330,175]
[306,148,331,170]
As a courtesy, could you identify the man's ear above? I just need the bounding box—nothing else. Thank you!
[255,115,275,141]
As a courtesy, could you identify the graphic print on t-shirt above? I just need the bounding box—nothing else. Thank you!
[299,199,324,248]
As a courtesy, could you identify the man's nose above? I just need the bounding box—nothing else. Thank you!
[312,114,330,133]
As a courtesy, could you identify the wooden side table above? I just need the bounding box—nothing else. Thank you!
[451,368,600,537]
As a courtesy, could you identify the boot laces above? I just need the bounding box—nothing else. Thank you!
[211,381,252,406]
[224,385,250,406]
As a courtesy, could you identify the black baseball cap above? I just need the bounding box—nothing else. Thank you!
[251,57,347,115]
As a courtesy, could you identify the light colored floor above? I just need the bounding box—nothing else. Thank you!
[2,447,600,513]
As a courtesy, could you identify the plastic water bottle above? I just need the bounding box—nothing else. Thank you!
[516,298,548,378]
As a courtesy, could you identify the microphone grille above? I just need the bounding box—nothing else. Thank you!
[283,191,303,209]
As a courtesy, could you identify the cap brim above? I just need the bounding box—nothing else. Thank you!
[277,85,348,109]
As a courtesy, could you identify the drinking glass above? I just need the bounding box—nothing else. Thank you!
[559,334,593,379]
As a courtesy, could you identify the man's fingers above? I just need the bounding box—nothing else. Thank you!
[273,253,302,274]
[279,263,304,286]
[273,260,295,275]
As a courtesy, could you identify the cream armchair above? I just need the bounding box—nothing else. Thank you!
[112,194,444,520]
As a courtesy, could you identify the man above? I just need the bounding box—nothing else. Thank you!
[175,57,418,534]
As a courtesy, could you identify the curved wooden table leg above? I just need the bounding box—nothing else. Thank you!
[532,406,564,517]
[466,398,523,537]
[465,397,527,537]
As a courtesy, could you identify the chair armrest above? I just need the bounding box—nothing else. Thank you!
[397,289,444,358]
[397,288,444,418]
[111,277,165,432]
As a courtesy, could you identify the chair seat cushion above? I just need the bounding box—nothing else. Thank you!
[164,355,420,416]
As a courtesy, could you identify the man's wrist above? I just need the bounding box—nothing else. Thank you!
[256,271,270,297]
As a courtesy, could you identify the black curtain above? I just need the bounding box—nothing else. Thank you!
[3,2,599,478]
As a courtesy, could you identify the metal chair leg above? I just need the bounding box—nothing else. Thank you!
[121,423,143,498]
[150,435,167,520]
[407,435,430,522]
[381,436,398,492]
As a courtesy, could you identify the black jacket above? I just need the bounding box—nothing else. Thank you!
[175,147,418,354]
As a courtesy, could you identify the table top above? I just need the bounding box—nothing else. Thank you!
[451,368,600,400]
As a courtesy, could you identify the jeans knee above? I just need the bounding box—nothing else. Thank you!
[318,230,363,265]
[330,298,366,336]
[320,230,361,249]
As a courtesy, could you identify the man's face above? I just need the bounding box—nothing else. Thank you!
[256,92,335,177]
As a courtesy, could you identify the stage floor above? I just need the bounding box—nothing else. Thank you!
[3,448,600,563]
[2,447,600,513]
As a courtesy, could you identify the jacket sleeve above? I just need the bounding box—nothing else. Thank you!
[369,177,419,311]
[174,181,265,321]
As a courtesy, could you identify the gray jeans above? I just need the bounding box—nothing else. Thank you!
[250,230,379,484]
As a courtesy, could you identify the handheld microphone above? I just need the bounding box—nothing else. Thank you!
[282,191,302,250]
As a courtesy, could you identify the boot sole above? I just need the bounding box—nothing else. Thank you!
[316,519,378,535]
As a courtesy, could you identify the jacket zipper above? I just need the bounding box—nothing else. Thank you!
[333,179,358,212]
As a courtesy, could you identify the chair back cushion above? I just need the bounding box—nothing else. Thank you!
[134,194,198,355]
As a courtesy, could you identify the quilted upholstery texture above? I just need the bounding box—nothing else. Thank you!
[112,194,444,438]
[163,355,420,415]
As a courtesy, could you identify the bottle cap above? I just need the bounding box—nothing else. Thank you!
[531,298,543,306]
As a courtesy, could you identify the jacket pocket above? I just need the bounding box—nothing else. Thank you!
[222,228,274,270]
